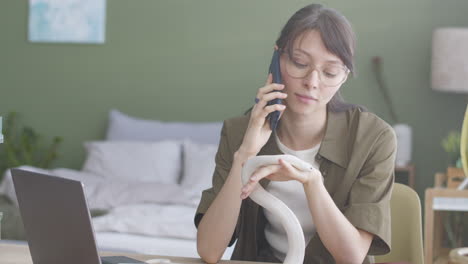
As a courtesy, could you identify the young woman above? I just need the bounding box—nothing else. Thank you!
[195,4,396,264]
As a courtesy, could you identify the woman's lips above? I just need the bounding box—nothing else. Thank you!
[295,93,318,104]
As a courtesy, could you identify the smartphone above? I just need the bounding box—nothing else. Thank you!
[267,49,283,131]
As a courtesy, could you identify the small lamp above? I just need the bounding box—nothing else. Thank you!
[431,27,468,179]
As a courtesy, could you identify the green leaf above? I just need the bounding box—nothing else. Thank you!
[0,112,63,181]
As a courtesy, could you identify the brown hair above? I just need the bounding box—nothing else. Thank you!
[244,3,365,115]
[277,3,365,112]
[277,4,355,75]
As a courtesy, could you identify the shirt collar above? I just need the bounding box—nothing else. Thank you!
[318,110,350,168]
[259,109,350,169]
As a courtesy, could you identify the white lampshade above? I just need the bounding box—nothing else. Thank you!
[431,28,468,93]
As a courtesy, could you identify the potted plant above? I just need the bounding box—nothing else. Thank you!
[440,131,468,249]
[441,131,464,188]
[0,112,63,182]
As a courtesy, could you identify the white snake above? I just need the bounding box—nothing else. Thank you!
[241,154,314,264]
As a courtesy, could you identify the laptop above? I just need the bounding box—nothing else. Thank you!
[11,168,145,264]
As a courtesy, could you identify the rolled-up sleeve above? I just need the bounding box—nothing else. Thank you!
[194,120,241,247]
[343,126,396,255]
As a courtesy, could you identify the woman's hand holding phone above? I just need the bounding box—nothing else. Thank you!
[238,73,287,158]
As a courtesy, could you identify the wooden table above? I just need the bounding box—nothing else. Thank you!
[0,243,273,264]
[0,242,417,264]
[424,188,468,264]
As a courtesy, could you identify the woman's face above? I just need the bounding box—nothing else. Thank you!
[279,29,349,115]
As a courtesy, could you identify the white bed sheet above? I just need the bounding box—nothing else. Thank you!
[95,232,235,260]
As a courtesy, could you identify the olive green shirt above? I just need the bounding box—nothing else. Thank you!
[194,107,396,264]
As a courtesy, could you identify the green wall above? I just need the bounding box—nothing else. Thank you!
[1,0,467,199]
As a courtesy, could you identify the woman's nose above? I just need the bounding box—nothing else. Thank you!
[303,69,320,89]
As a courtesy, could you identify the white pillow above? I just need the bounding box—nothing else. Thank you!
[106,109,223,145]
[82,140,181,184]
[181,140,218,195]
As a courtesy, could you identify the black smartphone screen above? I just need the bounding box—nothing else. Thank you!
[267,49,283,131]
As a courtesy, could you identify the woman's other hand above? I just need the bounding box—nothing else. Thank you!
[240,158,322,199]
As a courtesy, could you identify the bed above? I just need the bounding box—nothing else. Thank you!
[0,109,235,259]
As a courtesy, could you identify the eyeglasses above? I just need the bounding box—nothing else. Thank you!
[283,53,349,86]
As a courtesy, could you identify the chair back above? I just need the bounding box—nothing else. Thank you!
[374,183,424,264]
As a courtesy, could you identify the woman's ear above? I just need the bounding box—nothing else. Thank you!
[342,71,349,83]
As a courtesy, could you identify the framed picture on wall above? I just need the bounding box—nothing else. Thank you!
[28,0,107,44]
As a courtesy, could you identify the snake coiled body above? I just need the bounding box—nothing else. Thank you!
[241,154,313,264]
